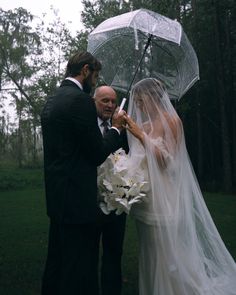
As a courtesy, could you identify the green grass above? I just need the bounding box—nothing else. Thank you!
[0,166,43,191]
[0,189,235,295]
[0,189,48,295]
[203,192,236,258]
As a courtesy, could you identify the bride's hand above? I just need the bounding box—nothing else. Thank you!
[125,115,144,144]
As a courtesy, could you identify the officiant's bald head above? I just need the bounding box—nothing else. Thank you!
[94,86,117,121]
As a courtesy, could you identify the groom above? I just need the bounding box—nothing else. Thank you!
[40,51,127,295]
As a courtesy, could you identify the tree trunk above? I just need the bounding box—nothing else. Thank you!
[191,0,203,183]
[16,95,24,168]
[232,111,236,187]
[17,114,23,168]
[214,0,232,192]
[196,102,203,180]
[225,8,236,188]
[32,121,38,165]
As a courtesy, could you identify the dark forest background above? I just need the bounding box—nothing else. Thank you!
[0,0,235,192]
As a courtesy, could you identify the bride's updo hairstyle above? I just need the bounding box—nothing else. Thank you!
[132,78,167,103]
[130,78,171,121]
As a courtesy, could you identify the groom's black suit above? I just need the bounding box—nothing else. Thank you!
[41,79,122,295]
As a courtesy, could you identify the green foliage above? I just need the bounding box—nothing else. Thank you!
[81,0,193,32]
[82,0,126,30]
[0,7,77,118]
[0,8,41,91]
[67,31,90,56]
[0,7,78,170]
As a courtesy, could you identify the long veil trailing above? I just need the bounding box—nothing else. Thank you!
[127,78,236,295]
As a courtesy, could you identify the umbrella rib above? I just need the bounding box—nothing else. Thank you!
[126,34,153,96]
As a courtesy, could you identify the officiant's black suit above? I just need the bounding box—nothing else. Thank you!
[97,120,128,295]
[41,79,122,295]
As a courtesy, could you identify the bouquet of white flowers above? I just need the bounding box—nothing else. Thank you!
[97,148,149,215]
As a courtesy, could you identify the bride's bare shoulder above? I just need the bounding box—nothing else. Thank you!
[163,112,183,142]
[163,112,182,127]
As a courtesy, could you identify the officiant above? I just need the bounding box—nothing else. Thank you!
[94,85,128,295]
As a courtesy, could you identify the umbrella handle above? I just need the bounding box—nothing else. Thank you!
[126,34,153,97]
[118,98,127,113]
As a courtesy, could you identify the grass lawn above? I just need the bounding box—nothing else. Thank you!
[0,189,235,295]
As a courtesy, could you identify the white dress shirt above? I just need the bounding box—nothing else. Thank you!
[65,77,83,90]
[97,117,120,135]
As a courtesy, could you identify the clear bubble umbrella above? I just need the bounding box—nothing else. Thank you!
[87,8,199,100]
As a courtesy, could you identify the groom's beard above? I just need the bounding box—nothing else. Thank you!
[83,73,93,94]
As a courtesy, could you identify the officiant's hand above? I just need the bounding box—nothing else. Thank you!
[112,107,127,131]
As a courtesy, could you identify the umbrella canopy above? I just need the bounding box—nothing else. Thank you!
[87,8,199,100]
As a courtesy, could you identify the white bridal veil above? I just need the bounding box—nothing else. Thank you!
[127,78,236,295]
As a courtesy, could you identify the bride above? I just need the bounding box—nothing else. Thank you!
[124,78,236,295]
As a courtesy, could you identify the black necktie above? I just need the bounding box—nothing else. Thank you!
[102,121,109,136]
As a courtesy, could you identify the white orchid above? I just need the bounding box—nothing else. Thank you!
[98,148,149,215]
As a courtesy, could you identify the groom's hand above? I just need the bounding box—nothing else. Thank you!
[112,107,127,131]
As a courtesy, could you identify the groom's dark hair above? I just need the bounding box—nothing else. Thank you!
[65,51,102,78]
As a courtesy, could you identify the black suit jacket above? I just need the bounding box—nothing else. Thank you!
[99,118,129,154]
[41,80,122,224]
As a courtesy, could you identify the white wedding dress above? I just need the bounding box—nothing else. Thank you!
[126,78,236,295]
